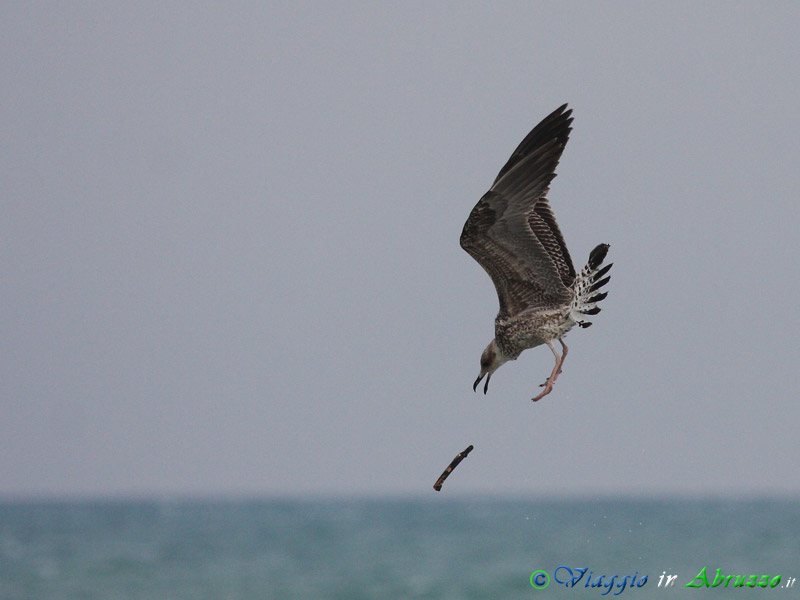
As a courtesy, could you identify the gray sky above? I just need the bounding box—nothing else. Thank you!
[2,2,799,498]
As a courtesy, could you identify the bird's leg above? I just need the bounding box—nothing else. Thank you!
[557,338,568,375]
[532,340,564,402]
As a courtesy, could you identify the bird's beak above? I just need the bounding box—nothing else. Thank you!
[473,372,491,394]
[473,373,482,392]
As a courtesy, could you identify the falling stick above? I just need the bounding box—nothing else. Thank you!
[433,444,474,491]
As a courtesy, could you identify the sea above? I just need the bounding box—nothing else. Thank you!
[1,497,798,599]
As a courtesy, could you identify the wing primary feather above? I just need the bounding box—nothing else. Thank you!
[460,104,577,317]
[493,104,573,185]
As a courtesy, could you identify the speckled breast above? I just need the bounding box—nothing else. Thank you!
[495,310,574,358]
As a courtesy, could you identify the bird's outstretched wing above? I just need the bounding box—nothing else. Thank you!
[460,104,577,318]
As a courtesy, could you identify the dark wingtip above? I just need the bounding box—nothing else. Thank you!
[588,243,610,269]
[594,263,613,280]
[554,102,572,119]
[590,276,611,293]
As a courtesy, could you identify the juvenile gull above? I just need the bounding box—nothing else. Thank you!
[460,104,612,402]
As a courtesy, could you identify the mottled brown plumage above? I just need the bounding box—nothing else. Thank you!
[460,104,612,401]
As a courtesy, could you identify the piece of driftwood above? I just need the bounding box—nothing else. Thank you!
[433,444,474,491]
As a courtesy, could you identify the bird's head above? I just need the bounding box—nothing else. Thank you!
[472,339,509,394]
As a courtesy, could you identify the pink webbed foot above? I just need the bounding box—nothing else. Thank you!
[531,339,568,402]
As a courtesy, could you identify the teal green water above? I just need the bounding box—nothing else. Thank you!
[1,498,798,598]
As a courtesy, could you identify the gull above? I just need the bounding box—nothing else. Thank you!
[460,104,612,402]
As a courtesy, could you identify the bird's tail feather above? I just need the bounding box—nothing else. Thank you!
[569,243,612,328]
